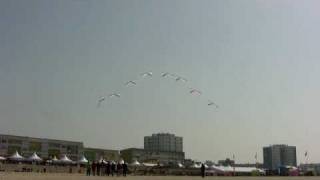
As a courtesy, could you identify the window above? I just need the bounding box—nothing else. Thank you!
[48,149,60,157]
[8,139,22,145]
[29,141,42,152]
[8,146,21,154]
[49,143,60,148]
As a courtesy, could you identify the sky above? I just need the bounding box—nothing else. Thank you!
[1,0,320,164]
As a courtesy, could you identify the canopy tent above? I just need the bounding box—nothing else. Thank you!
[78,155,88,164]
[0,156,6,161]
[130,160,140,166]
[59,154,73,164]
[27,152,42,162]
[210,165,265,174]
[98,157,108,164]
[8,151,24,161]
[46,156,59,164]
[210,165,232,172]
[119,159,125,164]
[190,163,201,168]
[142,162,157,167]
[177,163,184,168]
[52,156,59,163]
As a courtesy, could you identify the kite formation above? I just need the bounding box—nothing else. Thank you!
[97,71,219,109]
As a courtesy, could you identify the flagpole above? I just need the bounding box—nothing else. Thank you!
[255,152,258,169]
[305,151,308,165]
[233,154,235,176]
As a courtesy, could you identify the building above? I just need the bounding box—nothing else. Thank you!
[121,133,185,164]
[143,150,185,164]
[120,148,185,164]
[0,134,83,160]
[263,144,297,170]
[120,148,146,163]
[144,133,183,152]
[84,147,120,161]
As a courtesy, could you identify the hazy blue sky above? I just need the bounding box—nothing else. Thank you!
[1,0,320,163]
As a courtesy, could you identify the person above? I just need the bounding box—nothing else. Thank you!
[117,162,122,176]
[100,161,105,176]
[86,161,91,176]
[106,161,111,176]
[123,162,128,176]
[92,161,97,176]
[97,161,101,176]
[201,163,205,178]
[111,162,116,176]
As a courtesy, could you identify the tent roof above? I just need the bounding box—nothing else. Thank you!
[59,154,73,163]
[9,151,24,161]
[142,163,157,167]
[28,152,42,161]
[98,157,108,164]
[52,156,58,161]
[130,160,140,166]
[211,165,264,173]
[190,163,201,168]
[0,156,6,161]
[78,155,88,164]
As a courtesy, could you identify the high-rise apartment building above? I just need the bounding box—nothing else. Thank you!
[144,133,183,152]
[263,144,297,170]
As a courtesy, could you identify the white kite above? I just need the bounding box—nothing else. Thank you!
[141,71,153,77]
[125,81,137,86]
[175,76,188,82]
[97,96,106,107]
[189,89,202,95]
[109,93,121,98]
[161,72,173,77]
[208,100,219,108]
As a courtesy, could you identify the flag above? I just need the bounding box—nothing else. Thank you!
[232,154,235,160]
[255,153,257,160]
[305,151,308,157]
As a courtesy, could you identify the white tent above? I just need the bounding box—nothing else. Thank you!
[59,154,73,164]
[98,157,108,164]
[0,156,6,161]
[78,155,88,164]
[52,156,59,163]
[210,165,264,174]
[177,163,184,168]
[46,156,59,164]
[130,160,140,166]
[119,159,125,164]
[103,160,109,164]
[28,152,42,162]
[9,151,24,161]
[142,162,157,167]
[190,163,201,168]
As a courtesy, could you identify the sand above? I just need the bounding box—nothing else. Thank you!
[1,173,320,180]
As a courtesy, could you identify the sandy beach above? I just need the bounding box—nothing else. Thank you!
[1,173,320,180]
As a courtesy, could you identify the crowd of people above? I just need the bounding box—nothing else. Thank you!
[86,161,128,177]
